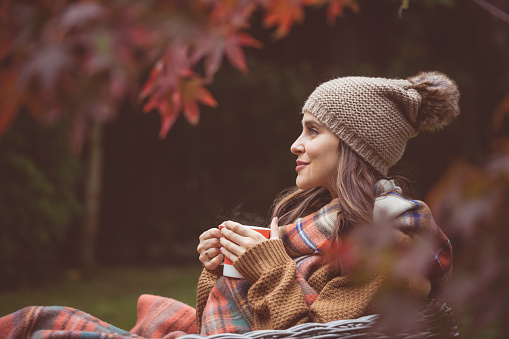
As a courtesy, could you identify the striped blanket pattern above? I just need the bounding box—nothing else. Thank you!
[0,295,195,339]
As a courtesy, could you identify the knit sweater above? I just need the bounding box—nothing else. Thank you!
[195,183,452,332]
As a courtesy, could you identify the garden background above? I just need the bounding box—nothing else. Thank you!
[1,0,508,338]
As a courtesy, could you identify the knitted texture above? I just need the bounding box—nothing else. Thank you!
[302,72,460,175]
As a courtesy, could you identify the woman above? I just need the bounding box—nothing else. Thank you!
[196,71,458,334]
[0,71,458,338]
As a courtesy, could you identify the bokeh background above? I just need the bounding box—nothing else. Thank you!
[1,0,508,337]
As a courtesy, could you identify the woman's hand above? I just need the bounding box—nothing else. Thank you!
[197,228,224,270]
[220,217,279,264]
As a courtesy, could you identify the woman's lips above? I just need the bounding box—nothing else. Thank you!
[296,161,309,172]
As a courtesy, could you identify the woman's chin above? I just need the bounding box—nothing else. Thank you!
[296,179,313,190]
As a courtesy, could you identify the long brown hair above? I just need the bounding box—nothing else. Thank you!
[271,141,410,250]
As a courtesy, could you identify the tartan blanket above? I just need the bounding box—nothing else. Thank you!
[0,295,195,339]
[0,180,452,338]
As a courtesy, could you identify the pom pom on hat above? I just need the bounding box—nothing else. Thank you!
[407,71,460,132]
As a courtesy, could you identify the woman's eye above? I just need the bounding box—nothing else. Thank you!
[309,128,318,135]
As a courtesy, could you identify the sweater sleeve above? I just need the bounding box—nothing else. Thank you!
[195,267,221,331]
[233,239,313,330]
[307,266,430,322]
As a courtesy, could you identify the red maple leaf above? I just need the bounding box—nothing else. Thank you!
[326,0,359,23]
[263,0,306,39]
[209,0,257,28]
[141,46,217,137]
[224,31,262,73]
[303,0,359,23]
[180,77,217,126]
[192,29,262,78]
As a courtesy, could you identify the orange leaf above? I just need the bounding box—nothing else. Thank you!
[180,77,217,126]
[235,32,263,49]
[158,105,179,139]
[263,0,305,39]
[327,0,345,23]
[225,41,248,74]
[140,60,163,99]
[157,90,183,138]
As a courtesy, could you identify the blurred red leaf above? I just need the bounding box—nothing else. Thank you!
[141,46,217,137]
[263,0,306,38]
[21,46,71,94]
[304,0,359,23]
[209,0,257,28]
[224,32,262,73]
[192,30,261,78]
[59,2,106,32]
[0,0,12,20]
[0,67,25,135]
[492,91,509,133]
[427,136,509,333]
[0,0,358,142]
[327,0,359,23]
[181,77,217,125]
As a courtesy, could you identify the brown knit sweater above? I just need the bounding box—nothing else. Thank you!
[196,239,430,331]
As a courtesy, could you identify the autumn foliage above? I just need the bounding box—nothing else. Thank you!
[0,0,357,147]
[424,92,509,336]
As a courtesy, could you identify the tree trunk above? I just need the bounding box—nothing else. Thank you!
[82,122,103,271]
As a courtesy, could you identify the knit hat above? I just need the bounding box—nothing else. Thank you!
[302,71,460,176]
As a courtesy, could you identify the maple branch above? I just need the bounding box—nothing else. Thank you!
[471,0,509,24]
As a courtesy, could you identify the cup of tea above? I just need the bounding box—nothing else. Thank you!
[218,224,271,279]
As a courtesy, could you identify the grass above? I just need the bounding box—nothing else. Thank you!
[0,265,203,331]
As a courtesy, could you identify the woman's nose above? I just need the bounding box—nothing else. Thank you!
[291,136,304,155]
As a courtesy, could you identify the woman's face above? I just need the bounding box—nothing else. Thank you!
[291,112,340,197]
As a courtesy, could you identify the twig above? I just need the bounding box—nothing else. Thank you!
[471,0,509,24]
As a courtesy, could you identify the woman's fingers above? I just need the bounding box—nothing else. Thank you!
[270,217,280,240]
[222,221,266,245]
[205,247,221,259]
[197,228,222,253]
[220,245,238,264]
[197,227,225,270]
[202,219,279,266]
[220,235,245,258]
[198,228,222,242]
[196,237,221,254]
[223,221,251,236]
[202,251,224,271]
[199,244,224,269]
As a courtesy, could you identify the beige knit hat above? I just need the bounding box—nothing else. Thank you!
[302,71,460,176]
